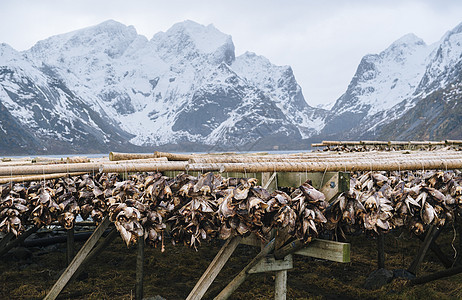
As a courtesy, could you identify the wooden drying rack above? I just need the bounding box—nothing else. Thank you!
[2,149,462,299]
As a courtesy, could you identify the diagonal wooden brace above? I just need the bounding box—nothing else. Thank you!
[186,236,242,300]
[44,217,111,300]
[214,238,275,300]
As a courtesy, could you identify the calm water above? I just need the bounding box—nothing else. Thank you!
[3,150,310,159]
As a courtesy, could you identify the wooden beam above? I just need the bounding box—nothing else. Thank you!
[44,217,111,300]
[187,236,242,300]
[244,235,350,263]
[295,239,350,263]
[248,255,292,274]
[274,239,305,260]
[214,238,275,300]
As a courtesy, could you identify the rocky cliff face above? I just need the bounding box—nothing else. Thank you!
[320,22,462,141]
[0,20,325,154]
[2,19,462,155]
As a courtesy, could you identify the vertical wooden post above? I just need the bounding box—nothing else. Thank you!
[274,270,287,300]
[377,231,385,269]
[66,228,75,265]
[135,236,144,300]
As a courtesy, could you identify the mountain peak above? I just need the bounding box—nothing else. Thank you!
[389,33,426,49]
[154,20,233,55]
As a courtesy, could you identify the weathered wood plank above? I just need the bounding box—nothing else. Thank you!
[320,173,339,202]
[243,235,350,263]
[295,239,350,263]
[248,255,292,274]
[44,217,111,300]
[187,236,242,300]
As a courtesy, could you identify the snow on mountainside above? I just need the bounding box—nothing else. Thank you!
[1,20,326,154]
[3,19,461,154]
[0,20,326,154]
[0,42,137,154]
[321,21,462,140]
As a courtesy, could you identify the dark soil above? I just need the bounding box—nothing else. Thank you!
[1,227,462,299]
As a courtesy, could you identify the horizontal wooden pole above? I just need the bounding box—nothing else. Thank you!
[0,172,87,184]
[109,152,161,161]
[2,151,462,176]
[445,140,462,145]
[188,152,462,164]
[187,157,462,173]
[0,162,188,176]
[154,151,195,161]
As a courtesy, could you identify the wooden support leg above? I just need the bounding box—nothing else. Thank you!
[136,236,145,300]
[416,233,453,269]
[214,238,275,300]
[187,236,242,300]
[0,226,37,257]
[44,217,111,300]
[274,270,287,300]
[69,227,118,283]
[66,228,75,266]
[411,264,462,285]
[377,231,385,269]
[408,226,439,275]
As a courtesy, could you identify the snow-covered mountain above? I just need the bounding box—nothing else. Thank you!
[321,21,462,140]
[2,19,462,155]
[0,20,325,154]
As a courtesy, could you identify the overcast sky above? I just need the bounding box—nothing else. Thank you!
[1,0,462,107]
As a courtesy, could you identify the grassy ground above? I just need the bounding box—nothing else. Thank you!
[1,228,462,300]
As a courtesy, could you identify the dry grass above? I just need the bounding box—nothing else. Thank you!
[1,228,462,299]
